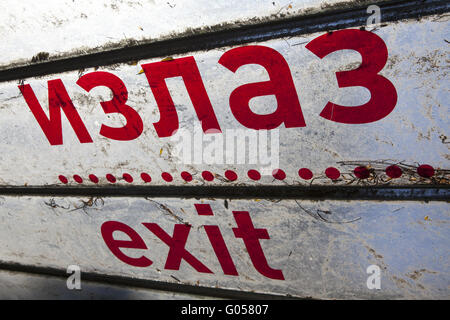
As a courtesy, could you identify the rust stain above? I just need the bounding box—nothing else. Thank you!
[69,197,105,215]
[406,269,438,281]
[392,275,412,288]
[146,198,190,226]
[366,246,383,260]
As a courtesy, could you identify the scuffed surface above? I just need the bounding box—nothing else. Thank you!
[0,0,386,69]
[0,15,447,186]
[0,196,448,299]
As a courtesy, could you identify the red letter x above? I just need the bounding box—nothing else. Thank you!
[142,223,213,274]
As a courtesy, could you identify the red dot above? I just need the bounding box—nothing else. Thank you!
[325,167,340,180]
[73,175,83,183]
[89,174,99,183]
[141,172,152,183]
[58,175,68,184]
[298,168,313,180]
[417,164,435,178]
[386,165,402,178]
[272,169,286,180]
[181,171,192,182]
[248,169,261,181]
[106,174,116,183]
[162,172,173,182]
[225,170,238,181]
[354,166,370,179]
[123,173,133,183]
[202,171,214,181]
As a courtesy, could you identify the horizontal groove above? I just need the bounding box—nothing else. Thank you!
[0,261,300,300]
[0,0,448,82]
[0,185,447,201]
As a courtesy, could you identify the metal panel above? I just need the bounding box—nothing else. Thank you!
[0,0,448,300]
[0,14,448,187]
[0,196,448,299]
[0,0,387,69]
[0,269,218,300]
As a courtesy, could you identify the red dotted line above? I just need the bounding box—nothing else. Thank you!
[58,164,436,184]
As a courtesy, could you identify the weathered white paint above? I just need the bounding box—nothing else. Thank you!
[0,15,447,186]
[0,0,385,68]
[0,196,448,299]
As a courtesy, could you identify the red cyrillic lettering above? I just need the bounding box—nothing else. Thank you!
[141,57,221,137]
[19,80,93,145]
[143,223,213,273]
[77,71,144,140]
[232,211,284,280]
[218,45,306,130]
[101,221,153,267]
[194,204,238,276]
[306,29,397,124]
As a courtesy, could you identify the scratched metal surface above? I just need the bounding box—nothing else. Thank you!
[0,269,218,300]
[0,196,448,299]
[0,0,448,301]
[0,0,387,69]
[0,14,448,186]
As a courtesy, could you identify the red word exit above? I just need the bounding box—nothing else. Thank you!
[101,204,285,280]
